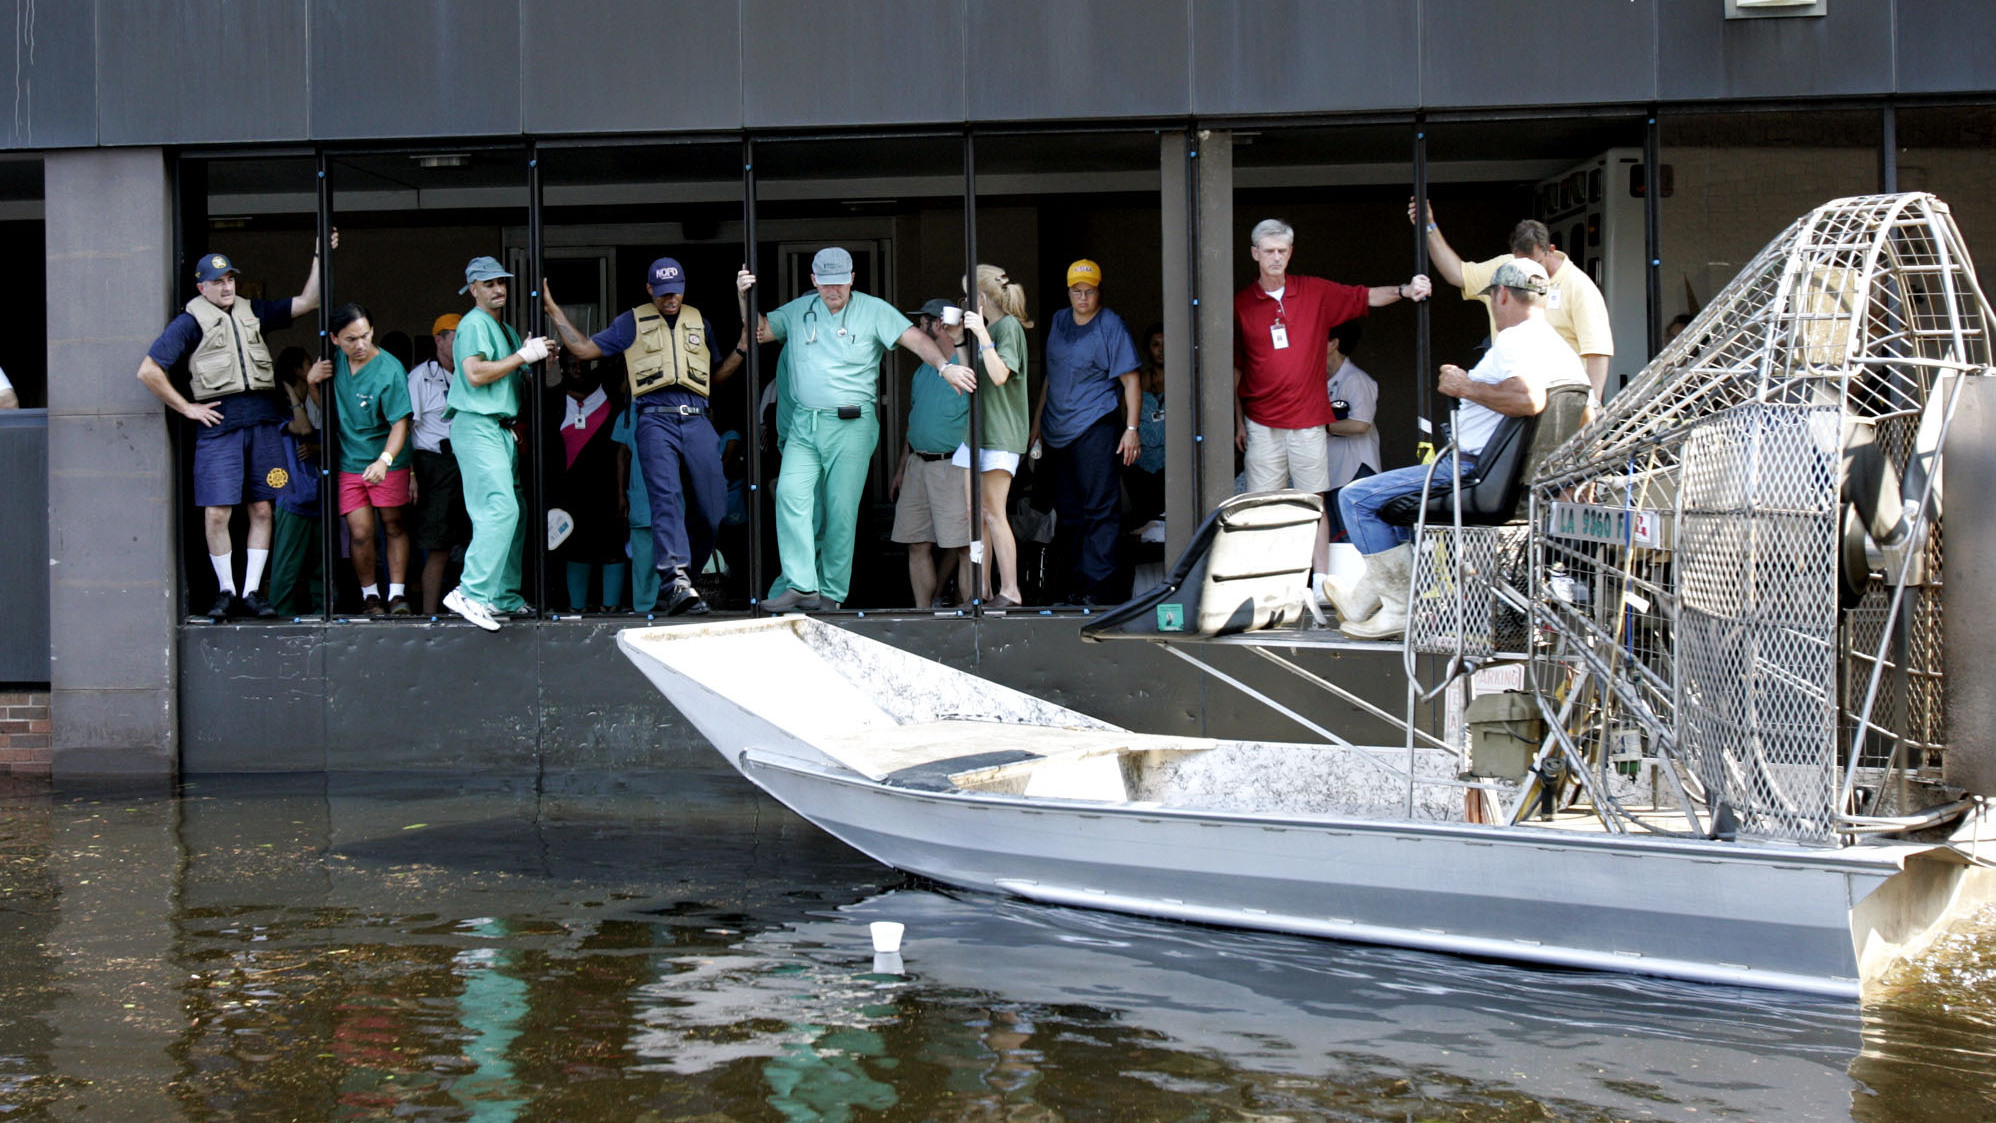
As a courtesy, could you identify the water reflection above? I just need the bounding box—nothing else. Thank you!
[0,774,1991,1120]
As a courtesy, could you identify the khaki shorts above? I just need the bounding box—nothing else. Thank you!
[1243,419,1331,493]
[891,454,972,547]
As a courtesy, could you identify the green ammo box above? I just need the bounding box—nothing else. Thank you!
[1465,690,1544,781]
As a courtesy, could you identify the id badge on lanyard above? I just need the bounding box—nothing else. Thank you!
[1270,321,1290,350]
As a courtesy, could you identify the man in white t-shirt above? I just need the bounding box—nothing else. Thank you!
[1326,259,1587,639]
[1323,320,1379,491]
[0,365,17,409]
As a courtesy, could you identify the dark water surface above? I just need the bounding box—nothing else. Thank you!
[0,770,1991,1122]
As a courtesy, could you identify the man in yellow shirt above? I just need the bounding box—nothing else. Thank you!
[1412,199,1613,399]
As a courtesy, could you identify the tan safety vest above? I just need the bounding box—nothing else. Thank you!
[625,302,712,400]
[185,295,275,401]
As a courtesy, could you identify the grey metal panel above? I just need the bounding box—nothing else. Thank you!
[1658,0,1892,102]
[537,620,710,772]
[743,0,962,128]
[1895,0,1996,95]
[523,0,742,134]
[1422,0,1656,108]
[178,627,326,773]
[970,0,1189,122]
[1944,376,1996,795]
[321,625,542,771]
[311,0,521,140]
[0,2,97,149]
[96,0,309,145]
[0,414,48,682]
[1192,0,1416,116]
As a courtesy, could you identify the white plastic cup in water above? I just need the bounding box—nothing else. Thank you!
[941,305,963,326]
[869,920,905,953]
[872,950,905,975]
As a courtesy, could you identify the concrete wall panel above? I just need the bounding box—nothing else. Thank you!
[312,0,521,140]
[524,0,742,134]
[1192,0,1416,116]
[1423,0,1656,108]
[1896,1,1996,95]
[971,0,1189,122]
[0,1,96,149]
[179,627,326,773]
[1658,0,1893,102]
[96,1,309,145]
[45,148,177,780]
[743,0,961,128]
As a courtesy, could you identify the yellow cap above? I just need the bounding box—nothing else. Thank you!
[431,313,461,334]
[1065,259,1102,288]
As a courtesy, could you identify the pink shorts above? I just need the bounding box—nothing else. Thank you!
[338,468,413,515]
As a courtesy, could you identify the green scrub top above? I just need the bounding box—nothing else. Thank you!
[332,349,413,473]
[904,363,970,455]
[447,307,525,419]
[975,314,1030,455]
[765,290,911,410]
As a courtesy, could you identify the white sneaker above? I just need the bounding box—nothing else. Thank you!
[443,587,501,632]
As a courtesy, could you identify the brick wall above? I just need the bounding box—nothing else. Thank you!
[0,692,52,774]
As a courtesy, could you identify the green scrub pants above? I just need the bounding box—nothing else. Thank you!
[628,524,659,612]
[268,506,323,616]
[772,406,877,604]
[450,412,527,612]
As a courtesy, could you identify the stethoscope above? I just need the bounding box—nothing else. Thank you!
[801,298,852,345]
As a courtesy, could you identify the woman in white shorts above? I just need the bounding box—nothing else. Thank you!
[955,264,1032,608]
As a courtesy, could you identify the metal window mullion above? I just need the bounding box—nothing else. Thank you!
[965,130,985,613]
[744,135,765,611]
[528,143,547,619]
[316,149,338,622]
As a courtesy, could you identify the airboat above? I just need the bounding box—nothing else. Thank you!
[620,193,1996,997]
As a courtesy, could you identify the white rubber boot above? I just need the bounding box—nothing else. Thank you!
[1320,564,1383,623]
[1339,544,1414,640]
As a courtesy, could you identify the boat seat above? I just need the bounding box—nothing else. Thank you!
[1081,490,1322,642]
[1379,384,1593,528]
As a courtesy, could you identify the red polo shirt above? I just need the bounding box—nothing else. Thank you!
[1233,274,1369,429]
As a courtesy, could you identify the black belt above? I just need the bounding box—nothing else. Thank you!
[642,401,708,417]
[913,450,950,462]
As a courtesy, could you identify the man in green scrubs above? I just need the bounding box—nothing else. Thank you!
[441,256,556,631]
[739,248,974,611]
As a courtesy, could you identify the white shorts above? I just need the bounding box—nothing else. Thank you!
[1242,419,1331,493]
[952,443,1022,476]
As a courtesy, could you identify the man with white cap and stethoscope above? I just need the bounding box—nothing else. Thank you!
[738,249,975,611]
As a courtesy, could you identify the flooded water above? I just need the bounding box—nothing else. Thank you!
[1,769,1992,1122]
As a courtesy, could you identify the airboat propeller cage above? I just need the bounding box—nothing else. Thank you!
[1083,491,1322,642]
[1529,192,1994,839]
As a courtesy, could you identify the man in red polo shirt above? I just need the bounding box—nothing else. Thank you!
[1234,218,1429,573]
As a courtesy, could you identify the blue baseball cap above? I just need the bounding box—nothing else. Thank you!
[811,246,854,286]
[458,255,514,294]
[194,253,240,283]
[647,257,687,295]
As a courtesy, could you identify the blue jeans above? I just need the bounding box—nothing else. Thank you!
[1047,409,1124,599]
[1337,457,1473,556]
[634,394,727,579]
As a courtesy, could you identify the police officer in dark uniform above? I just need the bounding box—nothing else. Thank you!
[137,233,335,619]
[542,259,747,615]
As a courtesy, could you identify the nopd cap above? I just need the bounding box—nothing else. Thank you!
[1065,259,1103,288]
[431,313,461,335]
[1480,258,1550,298]
[906,298,954,320]
[810,247,855,286]
[195,253,240,283]
[458,255,514,294]
[647,257,687,295]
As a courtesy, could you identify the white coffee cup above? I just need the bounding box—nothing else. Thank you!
[941,305,963,326]
[869,920,905,953]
